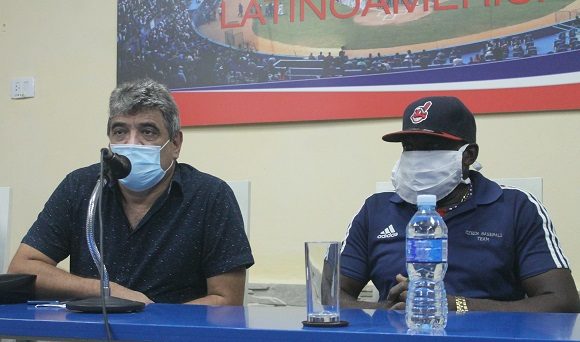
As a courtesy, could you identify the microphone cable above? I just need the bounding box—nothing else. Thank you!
[98,152,113,342]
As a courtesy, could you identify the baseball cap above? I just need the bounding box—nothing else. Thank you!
[382,96,476,143]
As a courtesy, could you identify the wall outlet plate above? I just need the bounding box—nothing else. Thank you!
[11,77,35,99]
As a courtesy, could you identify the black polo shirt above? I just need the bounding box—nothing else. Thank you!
[22,163,254,303]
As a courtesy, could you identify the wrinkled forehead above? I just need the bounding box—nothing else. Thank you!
[107,109,168,132]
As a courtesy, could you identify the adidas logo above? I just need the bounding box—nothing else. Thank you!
[377,225,398,239]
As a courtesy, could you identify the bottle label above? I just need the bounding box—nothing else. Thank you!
[406,238,448,263]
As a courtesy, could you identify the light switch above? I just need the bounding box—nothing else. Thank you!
[11,77,35,99]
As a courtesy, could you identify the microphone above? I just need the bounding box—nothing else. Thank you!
[65,149,144,314]
[101,148,131,180]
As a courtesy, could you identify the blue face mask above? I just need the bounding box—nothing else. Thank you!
[110,140,173,192]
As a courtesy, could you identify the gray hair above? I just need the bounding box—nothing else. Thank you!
[107,78,180,139]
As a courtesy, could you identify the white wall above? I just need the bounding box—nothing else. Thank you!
[0,187,10,272]
[1,1,579,284]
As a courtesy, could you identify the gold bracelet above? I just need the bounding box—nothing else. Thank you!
[456,296,469,313]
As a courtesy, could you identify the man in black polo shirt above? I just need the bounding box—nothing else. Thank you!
[8,79,254,305]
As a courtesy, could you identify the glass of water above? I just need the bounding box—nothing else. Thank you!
[304,241,341,325]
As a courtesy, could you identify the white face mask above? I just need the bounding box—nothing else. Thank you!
[110,140,173,192]
[391,144,470,204]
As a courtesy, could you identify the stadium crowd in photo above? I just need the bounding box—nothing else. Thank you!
[117,0,580,90]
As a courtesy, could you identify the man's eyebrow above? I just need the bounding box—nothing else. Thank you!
[137,122,160,130]
[110,122,128,129]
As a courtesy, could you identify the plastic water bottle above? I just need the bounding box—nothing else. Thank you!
[405,194,448,332]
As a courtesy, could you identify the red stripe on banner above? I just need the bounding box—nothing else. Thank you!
[173,83,580,127]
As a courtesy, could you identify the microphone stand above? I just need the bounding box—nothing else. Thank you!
[66,166,144,313]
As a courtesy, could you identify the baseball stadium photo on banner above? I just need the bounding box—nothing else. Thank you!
[117,0,580,126]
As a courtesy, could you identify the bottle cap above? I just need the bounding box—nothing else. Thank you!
[417,194,436,206]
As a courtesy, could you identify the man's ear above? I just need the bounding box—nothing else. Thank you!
[172,131,183,160]
[464,143,479,166]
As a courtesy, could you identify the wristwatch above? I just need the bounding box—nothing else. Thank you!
[456,296,469,313]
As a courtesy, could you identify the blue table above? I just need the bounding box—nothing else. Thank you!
[0,303,579,341]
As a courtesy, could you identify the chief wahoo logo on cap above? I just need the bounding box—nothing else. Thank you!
[410,101,432,124]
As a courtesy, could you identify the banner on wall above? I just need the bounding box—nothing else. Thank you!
[117,0,580,126]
